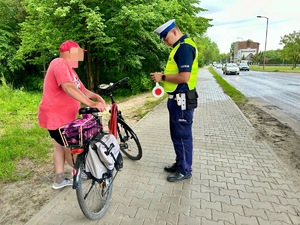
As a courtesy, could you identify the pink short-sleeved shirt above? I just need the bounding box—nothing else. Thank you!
[38,58,86,130]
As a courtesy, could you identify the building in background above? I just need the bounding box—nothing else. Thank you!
[232,40,260,64]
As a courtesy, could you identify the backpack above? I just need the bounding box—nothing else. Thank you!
[85,132,123,182]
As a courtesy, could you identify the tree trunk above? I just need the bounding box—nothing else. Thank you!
[86,43,94,90]
[95,56,100,88]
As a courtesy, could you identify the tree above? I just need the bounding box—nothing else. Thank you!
[0,0,26,83]
[230,42,236,62]
[265,50,283,64]
[252,51,264,64]
[195,36,219,66]
[219,53,230,63]
[13,0,212,92]
[17,0,110,90]
[280,30,300,68]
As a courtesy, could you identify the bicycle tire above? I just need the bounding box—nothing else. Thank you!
[117,118,142,160]
[76,166,113,220]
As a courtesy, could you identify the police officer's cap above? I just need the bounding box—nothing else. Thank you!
[154,19,176,41]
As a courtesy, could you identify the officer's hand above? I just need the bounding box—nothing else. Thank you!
[150,72,163,82]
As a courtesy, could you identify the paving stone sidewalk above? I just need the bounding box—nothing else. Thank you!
[26,68,300,225]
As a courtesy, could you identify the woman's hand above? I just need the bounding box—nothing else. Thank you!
[90,101,106,112]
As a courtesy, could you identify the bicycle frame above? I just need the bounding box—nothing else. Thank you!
[108,95,127,141]
[98,76,142,161]
[109,102,118,138]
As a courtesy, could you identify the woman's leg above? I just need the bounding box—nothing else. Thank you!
[53,140,74,183]
[53,140,66,183]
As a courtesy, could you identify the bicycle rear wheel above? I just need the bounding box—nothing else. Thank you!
[117,118,142,160]
[75,166,113,220]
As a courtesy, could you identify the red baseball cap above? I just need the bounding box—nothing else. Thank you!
[59,40,86,52]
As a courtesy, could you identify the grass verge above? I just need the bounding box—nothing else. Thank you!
[250,65,300,73]
[208,67,248,105]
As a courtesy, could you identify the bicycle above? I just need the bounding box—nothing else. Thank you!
[98,77,142,161]
[59,77,142,220]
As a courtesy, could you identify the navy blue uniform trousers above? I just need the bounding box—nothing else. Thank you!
[167,98,194,176]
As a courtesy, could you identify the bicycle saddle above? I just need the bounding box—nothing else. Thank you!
[79,107,99,114]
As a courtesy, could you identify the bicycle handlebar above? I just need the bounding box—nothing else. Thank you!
[79,77,129,115]
[98,77,129,94]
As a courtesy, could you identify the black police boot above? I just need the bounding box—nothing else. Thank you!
[167,171,192,182]
[164,163,178,173]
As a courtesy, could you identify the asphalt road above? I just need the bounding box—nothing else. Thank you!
[213,67,300,124]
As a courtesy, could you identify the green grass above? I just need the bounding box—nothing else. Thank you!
[0,78,164,182]
[208,67,248,105]
[0,78,53,182]
[250,65,300,73]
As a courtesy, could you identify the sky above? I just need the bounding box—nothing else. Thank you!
[199,0,300,53]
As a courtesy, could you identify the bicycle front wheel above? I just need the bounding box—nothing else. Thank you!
[117,118,142,160]
[76,167,113,220]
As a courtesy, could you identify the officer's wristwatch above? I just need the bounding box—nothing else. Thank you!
[161,74,166,81]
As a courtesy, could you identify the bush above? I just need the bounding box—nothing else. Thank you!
[129,73,152,95]
[23,75,44,91]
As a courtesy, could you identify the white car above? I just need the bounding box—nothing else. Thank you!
[238,63,250,71]
[215,63,223,69]
[223,63,240,75]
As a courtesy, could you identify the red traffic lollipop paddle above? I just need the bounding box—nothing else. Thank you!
[152,82,164,98]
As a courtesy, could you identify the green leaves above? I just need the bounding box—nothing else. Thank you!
[280,30,300,68]
[2,0,212,92]
[195,36,220,66]
[54,6,71,17]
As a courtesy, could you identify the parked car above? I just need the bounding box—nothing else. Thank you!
[223,63,240,75]
[215,63,222,69]
[238,63,250,71]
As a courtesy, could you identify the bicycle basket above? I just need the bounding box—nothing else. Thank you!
[59,114,102,148]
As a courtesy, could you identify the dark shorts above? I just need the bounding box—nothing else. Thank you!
[48,129,64,146]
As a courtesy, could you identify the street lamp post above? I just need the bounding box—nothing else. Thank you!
[257,16,269,70]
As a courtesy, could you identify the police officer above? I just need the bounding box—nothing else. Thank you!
[150,19,198,182]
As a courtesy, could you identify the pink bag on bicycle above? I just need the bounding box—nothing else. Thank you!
[64,114,102,144]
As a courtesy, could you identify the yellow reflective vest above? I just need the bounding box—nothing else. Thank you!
[163,37,198,93]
